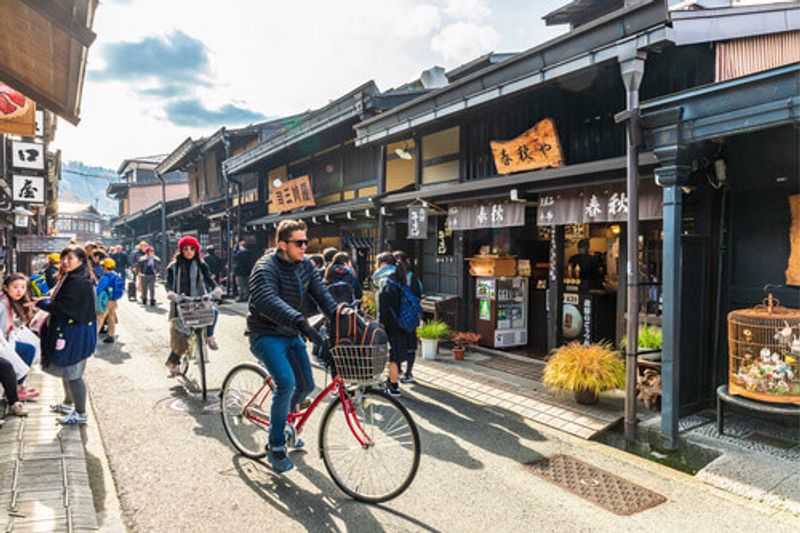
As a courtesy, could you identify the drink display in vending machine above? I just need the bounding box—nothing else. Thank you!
[475,276,528,348]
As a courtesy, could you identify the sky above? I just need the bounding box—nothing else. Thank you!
[54,0,569,170]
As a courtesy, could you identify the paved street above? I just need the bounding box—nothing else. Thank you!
[80,289,799,532]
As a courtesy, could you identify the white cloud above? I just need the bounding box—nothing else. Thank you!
[442,0,491,21]
[431,21,499,62]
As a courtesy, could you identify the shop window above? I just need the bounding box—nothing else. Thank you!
[422,127,459,184]
[385,139,415,192]
[313,151,342,198]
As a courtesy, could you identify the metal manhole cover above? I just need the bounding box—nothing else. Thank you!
[155,395,221,416]
[524,454,666,515]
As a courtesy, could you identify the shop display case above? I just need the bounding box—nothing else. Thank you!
[475,276,528,348]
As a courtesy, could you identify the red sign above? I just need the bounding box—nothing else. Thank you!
[0,82,35,136]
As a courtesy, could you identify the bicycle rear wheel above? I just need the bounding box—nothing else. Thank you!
[220,362,272,459]
[319,388,420,503]
[196,330,207,401]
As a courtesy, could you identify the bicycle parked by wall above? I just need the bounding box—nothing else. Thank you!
[220,342,421,503]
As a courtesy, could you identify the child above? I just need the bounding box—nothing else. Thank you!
[96,258,124,344]
[1,273,39,403]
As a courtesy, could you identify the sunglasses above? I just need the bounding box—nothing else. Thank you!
[286,239,309,248]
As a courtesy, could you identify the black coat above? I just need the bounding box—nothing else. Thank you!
[204,252,224,276]
[247,251,338,337]
[44,263,96,324]
[378,272,404,337]
[233,248,255,277]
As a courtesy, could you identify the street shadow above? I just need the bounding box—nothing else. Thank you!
[141,304,167,315]
[401,383,546,465]
[230,454,442,533]
[93,340,132,365]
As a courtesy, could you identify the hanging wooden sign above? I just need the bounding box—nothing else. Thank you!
[490,118,564,175]
[788,194,800,286]
[271,175,315,213]
[407,205,428,239]
[0,82,35,136]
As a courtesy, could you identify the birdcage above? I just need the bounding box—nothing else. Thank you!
[728,293,800,405]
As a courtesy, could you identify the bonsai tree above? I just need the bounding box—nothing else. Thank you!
[543,342,625,405]
[450,331,481,361]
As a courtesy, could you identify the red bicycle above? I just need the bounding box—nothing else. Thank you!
[220,344,421,503]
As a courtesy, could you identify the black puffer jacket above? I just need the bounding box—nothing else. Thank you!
[247,251,338,337]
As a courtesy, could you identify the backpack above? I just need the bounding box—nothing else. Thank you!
[109,274,125,301]
[333,303,388,347]
[29,274,50,298]
[387,278,423,332]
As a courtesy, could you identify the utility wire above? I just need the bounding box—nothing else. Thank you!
[61,168,117,180]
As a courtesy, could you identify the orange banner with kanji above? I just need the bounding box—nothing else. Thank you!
[271,175,316,213]
[490,118,564,175]
[0,82,35,136]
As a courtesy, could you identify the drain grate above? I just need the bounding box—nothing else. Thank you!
[524,455,666,515]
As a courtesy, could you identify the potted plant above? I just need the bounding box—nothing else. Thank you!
[450,331,481,361]
[417,321,450,361]
[622,324,663,361]
[543,342,625,405]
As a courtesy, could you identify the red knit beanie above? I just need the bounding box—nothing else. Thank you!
[177,236,200,251]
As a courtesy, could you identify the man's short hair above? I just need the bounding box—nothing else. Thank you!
[323,247,338,264]
[276,219,307,244]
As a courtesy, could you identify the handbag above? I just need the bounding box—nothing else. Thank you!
[10,326,41,364]
[29,309,50,335]
[0,335,30,380]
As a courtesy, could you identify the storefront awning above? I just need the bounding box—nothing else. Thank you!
[0,0,98,125]
[246,198,375,229]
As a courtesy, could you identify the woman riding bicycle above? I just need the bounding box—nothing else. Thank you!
[247,219,339,473]
[165,236,222,377]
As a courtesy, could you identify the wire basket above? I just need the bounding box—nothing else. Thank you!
[728,294,800,404]
[330,344,389,386]
[177,298,216,329]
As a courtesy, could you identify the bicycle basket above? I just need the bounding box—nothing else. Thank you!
[177,299,216,328]
[330,344,389,386]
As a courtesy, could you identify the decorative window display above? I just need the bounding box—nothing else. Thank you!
[728,294,800,404]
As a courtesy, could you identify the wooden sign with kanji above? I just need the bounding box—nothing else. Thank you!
[271,175,316,213]
[788,194,800,287]
[490,118,564,175]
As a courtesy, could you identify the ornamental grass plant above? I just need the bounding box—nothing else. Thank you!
[417,320,450,340]
[543,342,625,396]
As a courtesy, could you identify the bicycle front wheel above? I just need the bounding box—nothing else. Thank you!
[220,362,271,459]
[319,389,420,503]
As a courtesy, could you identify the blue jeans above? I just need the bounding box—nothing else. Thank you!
[15,341,36,385]
[207,308,218,338]
[249,334,315,451]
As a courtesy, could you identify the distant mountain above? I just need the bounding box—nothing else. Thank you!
[60,160,119,216]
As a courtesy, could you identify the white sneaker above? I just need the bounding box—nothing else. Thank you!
[58,411,88,425]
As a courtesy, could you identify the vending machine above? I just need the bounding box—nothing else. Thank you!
[475,276,528,348]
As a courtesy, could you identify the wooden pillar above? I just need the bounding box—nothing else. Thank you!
[547,225,565,352]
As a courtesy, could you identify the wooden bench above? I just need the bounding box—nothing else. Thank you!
[716,384,800,442]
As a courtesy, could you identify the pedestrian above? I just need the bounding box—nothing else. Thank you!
[1,273,40,402]
[96,258,124,344]
[248,219,338,473]
[35,246,97,425]
[204,245,224,283]
[393,250,423,384]
[110,246,129,281]
[164,236,223,376]
[373,252,406,397]
[309,254,324,275]
[132,241,149,299]
[138,247,160,306]
[324,252,363,305]
[43,253,60,289]
[233,241,254,302]
[0,359,26,416]
[91,249,107,280]
[322,247,338,268]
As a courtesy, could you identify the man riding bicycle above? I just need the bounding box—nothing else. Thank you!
[247,219,338,473]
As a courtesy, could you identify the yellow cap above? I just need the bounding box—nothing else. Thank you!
[48,253,61,263]
[102,258,116,269]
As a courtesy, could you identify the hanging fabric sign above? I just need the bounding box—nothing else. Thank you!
[535,181,662,226]
[490,118,564,175]
[787,194,800,287]
[446,200,525,231]
[407,205,428,239]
